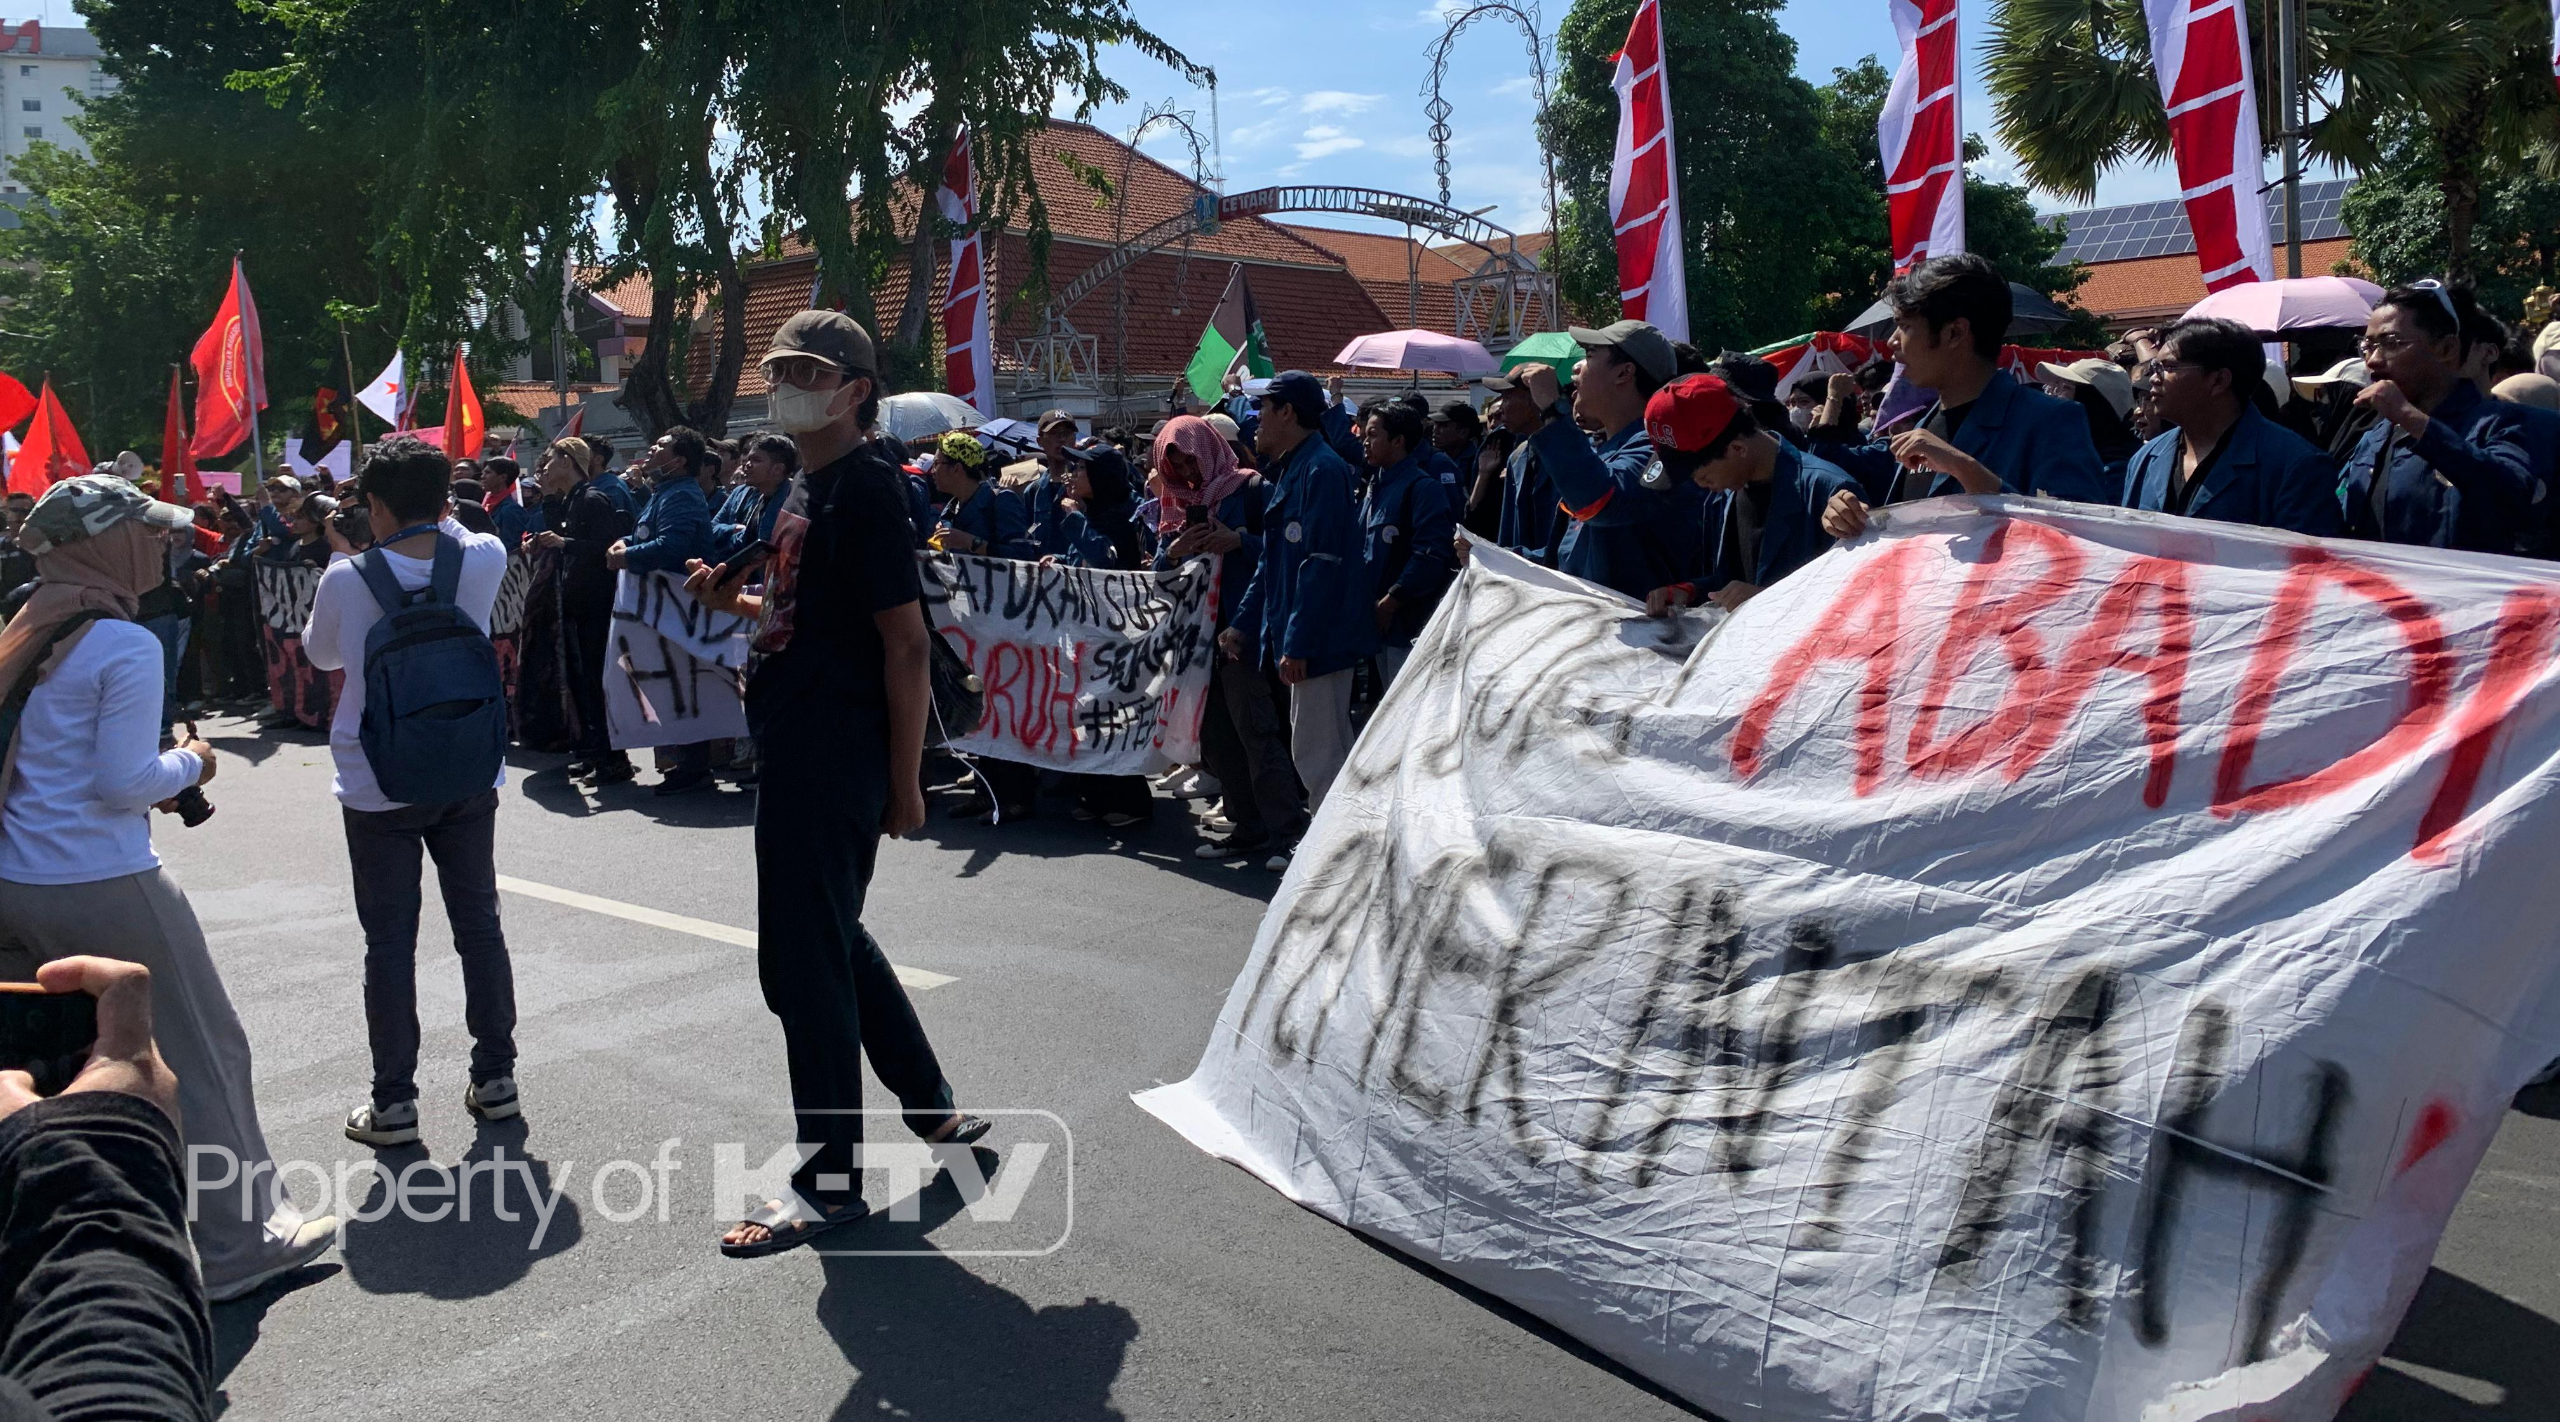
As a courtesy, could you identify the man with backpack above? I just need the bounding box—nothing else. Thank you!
[302,437,519,1147]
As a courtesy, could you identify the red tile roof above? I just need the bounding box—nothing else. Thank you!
[485,381,614,423]
[578,270,656,321]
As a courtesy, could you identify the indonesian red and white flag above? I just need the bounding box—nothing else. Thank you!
[2145,0,2274,291]
[936,126,993,417]
[188,256,266,459]
[357,350,406,428]
[1881,0,1965,271]
[1607,0,1688,342]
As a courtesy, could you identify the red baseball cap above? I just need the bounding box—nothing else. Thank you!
[1645,374,1741,455]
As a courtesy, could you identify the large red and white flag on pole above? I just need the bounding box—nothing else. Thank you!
[2145,0,2274,292]
[1607,0,1688,342]
[188,255,267,459]
[936,126,993,417]
[1881,0,1965,271]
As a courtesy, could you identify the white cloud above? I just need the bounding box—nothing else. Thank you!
[1228,115,1293,148]
[1246,86,1292,107]
[1295,125,1367,161]
[1490,75,1539,99]
[1300,90,1382,116]
[1374,133,1439,160]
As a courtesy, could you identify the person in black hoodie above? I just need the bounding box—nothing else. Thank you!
[530,437,635,785]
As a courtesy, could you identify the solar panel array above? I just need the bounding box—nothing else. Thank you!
[2044,178,2351,266]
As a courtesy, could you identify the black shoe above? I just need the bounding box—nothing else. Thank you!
[654,770,715,797]
[1194,828,1271,860]
[586,758,637,787]
[947,796,992,820]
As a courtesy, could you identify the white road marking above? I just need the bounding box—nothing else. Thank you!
[495,875,956,990]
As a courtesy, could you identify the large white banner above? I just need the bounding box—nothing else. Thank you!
[605,570,751,748]
[922,552,1217,774]
[1137,502,2560,1422]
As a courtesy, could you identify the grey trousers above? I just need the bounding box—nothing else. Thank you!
[0,867,308,1288]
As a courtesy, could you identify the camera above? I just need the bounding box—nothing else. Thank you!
[329,498,373,549]
[171,784,214,828]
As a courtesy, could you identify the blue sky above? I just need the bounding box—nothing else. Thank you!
[1076,0,2193,240]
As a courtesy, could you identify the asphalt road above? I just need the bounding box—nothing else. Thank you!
[161,714,2560,1420]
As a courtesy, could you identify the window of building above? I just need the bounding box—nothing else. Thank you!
[14,65,30,78]
[21,126,38,139]
[18,100,36,112]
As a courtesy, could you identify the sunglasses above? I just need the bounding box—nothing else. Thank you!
[2409,278,2460,327]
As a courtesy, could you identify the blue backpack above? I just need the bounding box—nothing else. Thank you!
[355,526,507,805]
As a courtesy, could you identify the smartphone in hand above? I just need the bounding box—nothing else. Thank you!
[0,983,98,1096]
[710,540,772,591]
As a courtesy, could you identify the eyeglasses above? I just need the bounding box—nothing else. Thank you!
[764,356,833,388]
[2358,333,2420,358]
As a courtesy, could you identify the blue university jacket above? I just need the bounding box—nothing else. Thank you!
[1700,443,1861,592]
[938,480,1036,560]
[1821,369,2112,506]
[590,470,639,519]
[1021,471,1072,556]
[620,476,714,574]
[1530,416,1679,599]
[1362,456,1457,646]
[2119,405,2343,537]
[2339,380,2543,554]
[709,482,783,562]
[1231,434,1376,676]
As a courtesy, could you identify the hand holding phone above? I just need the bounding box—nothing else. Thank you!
[0,982,96,1096]
[0,958,179,1124]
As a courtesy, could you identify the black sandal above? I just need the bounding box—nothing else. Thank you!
[718,1196,869,1258]
[927,1113,992,1146]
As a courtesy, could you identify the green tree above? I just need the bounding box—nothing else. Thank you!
[1983,0,2560,279]
[2348,116,2560,314]
[1543,0,1871,350]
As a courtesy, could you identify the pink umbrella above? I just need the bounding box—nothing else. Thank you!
[1333,330,1502,376]
[2182,276,2384,334]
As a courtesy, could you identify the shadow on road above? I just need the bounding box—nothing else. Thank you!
[813,1150,1139,1422]
[2508,1078,2560,1121]
[915,780,1281,907]
[2342,1267,2560,1418]
[209,1261,341,1406]
[335,1118,584,1299]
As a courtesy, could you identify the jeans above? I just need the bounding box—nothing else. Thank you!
[755,696,954,1207]
[340,788,518,1107]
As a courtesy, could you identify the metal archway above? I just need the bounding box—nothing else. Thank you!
[1021,185,1559,387]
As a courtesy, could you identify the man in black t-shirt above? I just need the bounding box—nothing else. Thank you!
[684,311,986,1258]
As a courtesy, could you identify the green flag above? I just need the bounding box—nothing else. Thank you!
[1184,265,1274,403]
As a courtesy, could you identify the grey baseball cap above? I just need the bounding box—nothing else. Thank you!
[762,309,878,375]
[1568,319,1679,387]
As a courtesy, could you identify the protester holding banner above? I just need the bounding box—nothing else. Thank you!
[1355,399,1455,687]
[1816,255,2110,541]
[2120,317,2345,536]
[612,428,719,797]
[926,433,1035,561]
[1504,321,1682,599]
[1222,370,1373,859]
[682,310,988,1257]
[1050,442,1150,573]
[1023,410,1079,556]
[2341,281,2543,554]
[1638,373,1860,618]
[529,436,635,788]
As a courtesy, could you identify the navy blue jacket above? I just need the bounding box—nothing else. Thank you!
[2340,381,2542,553]
[1696,443,1861,593]
[1362,456,1457,646]
[710,482,785,562]
[620,475,713,574]
[1053,498,1142,569]
[1499,436,1558,560]
[491,491,545,548]
[903,473,937,549]
[1320,402,1364,467]
[2120,405,2344,537]
[1021,471,1072,556]
[1821,369,2112,506]
[590,470,639,519]
[2499,401,2560,556]
[1156,481,1264,630]
[1530,416,1680,599]
[1231,433,1376,675]
[937,480,1037,560]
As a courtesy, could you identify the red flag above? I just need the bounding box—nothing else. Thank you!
[562,404,585,437]
[161,367,196,505]
[0,370,34,435]
[314,387,342,443]
[7,379,89,497]
[189,256,267,458]
[441,348,484,461]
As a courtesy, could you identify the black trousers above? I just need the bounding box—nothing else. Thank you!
[754,696,954,1206]
[1201,657,1305,838]
[341,789,518,1106]
[565,598,628,766]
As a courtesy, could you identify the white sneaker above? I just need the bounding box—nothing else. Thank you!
[344,1099,420,1146]
[203,1215,340,1303]
[466,1076,521,1121]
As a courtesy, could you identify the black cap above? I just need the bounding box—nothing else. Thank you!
[1257,370,1327,428]
[1431,397,1481,429]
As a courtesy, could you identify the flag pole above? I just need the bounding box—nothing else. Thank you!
[338,320,367,467]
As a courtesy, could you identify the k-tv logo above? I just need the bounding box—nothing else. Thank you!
[714,1110,1074,1256]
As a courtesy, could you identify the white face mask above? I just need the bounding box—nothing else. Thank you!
[769,380,850,433]
[1789,405,1815,431]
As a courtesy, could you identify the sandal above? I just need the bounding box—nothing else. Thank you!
[927,1113,992,1146]
[718,1195,870,1259]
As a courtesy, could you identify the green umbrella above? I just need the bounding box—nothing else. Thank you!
[1499,330,1584,372]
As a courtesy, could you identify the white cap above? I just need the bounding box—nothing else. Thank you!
[2291,357,2371,398]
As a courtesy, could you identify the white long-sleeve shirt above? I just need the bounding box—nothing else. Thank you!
[0,619,201,886]
[303,520,509,812]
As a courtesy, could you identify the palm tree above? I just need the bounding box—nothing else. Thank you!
[1983,0,2558,279]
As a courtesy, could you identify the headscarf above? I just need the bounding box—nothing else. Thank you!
[1073,447,1149,569]
[0,517,168,783]
[1152,415,1250,533]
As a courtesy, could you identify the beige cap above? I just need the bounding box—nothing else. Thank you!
[2035,357,2135,421]
[2291,357,2371,397]
[2494,372,2560,413]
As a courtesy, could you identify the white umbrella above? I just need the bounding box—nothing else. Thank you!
[878,391,986,444]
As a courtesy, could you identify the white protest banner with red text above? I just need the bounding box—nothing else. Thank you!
[924,552,1216,775]
[1138,508,2560,1422]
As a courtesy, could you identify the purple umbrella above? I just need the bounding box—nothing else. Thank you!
[2183,276,2383,334]
[1333,330,1502,377]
